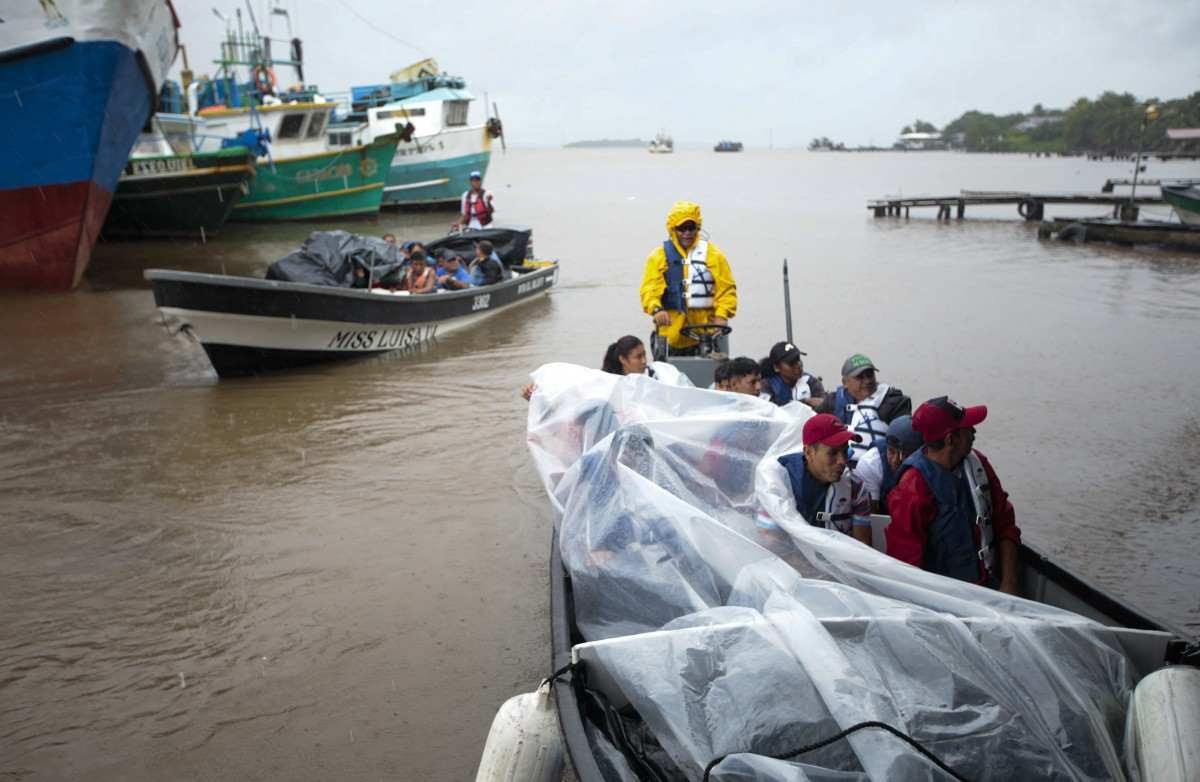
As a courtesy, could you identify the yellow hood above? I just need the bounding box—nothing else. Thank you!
[664,201,702,256]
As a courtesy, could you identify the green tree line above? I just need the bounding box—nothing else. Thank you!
[938,91,1200,154]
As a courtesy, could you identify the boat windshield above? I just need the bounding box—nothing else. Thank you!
[527,363,1157,780]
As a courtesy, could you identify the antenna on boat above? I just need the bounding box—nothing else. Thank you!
[782,258,793,344]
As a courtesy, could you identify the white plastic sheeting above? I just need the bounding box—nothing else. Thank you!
[527,364,1142,780]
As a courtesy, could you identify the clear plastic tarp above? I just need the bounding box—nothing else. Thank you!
[527,363,1147,780]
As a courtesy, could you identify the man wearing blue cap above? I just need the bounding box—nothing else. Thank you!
[853,415,921,512]
[458,170,494,230]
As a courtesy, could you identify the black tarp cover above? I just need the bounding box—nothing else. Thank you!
[426,227,531,267]
[264,227,533,288]
[265,231,405,287]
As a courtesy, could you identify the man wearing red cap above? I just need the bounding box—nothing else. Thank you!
[775,414,873,545]
[885,396,1021,593]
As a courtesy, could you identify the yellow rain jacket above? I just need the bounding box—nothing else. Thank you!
[639,201,737,349]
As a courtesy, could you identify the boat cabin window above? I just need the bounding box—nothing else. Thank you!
[305,112,328,138]
[376,108,425,119]
[328,131,353,146]
[445,100,468,127]
[277,113,307,140]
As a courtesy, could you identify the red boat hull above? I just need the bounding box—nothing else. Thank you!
[0,182,113,291]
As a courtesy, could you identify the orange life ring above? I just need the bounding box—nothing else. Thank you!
[252,65,276,96]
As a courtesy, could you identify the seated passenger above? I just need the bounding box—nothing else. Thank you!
[714,356,761,396]
[601,335,654,377]
[469,239,506,286]
[522,335,653,400]
[400,251,437,294]
[438,252,472,290]
[759,341,824,407]
[776,414,872,544]
[814,353,911,462]
[853,415,921,512]
[381,233,396,245]
[885,396,1021,593]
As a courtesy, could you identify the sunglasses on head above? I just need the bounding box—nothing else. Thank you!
[674,223,698,233]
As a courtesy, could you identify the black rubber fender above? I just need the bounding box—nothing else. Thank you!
[1018,197,1040,219]
[1056,223,1088,243]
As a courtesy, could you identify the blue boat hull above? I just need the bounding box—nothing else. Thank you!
[381,150,491,207]
[0,39,152,290]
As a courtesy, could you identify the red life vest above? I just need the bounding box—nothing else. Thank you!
[463,190,493,226]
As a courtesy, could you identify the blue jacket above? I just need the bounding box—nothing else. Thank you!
[895,450,982,583]
[763,374,792,407]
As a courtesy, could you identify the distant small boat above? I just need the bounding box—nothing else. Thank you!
[102,135,256,239]
[713,140,743,152]
[648,133,674,154]
[1162,184,1200,226]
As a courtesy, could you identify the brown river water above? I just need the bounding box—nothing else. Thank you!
[2,149,1199,779]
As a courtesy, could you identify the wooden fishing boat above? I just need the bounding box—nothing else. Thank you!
[145,227,557,378]
[101,146,257,238]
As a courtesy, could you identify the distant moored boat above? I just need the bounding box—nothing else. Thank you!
[1161,184,1200,226]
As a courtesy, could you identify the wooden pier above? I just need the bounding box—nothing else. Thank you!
[868,190,1164,221]
[1101,177,1200,193]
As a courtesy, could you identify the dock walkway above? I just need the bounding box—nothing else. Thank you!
[868,191,1164,220]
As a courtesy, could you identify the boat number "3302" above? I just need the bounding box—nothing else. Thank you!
[471,294,491,311]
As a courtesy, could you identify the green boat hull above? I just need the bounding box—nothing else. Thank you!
[231,134,400,221]
[1162,185,1200,226]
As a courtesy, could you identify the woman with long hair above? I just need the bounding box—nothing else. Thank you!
[601,335,654,377]
[522,336,657,400]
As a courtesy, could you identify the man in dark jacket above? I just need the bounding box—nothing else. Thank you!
[885,396,1021,594]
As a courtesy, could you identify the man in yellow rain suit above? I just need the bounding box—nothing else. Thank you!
[639,201,737,356]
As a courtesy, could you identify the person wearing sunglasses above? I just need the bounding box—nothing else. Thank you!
[774,414,873,545]
[884,396,1021,594]
[638,201,737,358]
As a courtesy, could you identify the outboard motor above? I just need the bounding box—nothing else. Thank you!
[1125,666,1200,781]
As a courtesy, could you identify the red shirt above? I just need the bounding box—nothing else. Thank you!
[885,449,1020,583]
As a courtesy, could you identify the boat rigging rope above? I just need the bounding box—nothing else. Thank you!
[701,721,971,782]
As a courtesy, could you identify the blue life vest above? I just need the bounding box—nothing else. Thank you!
[777,453,856,534]
[831,386,854,424]
[660,240,687,311]
[876,441,899,511]
[895,450,990,583]
[764,375,792,406]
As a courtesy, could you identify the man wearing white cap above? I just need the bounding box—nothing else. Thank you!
[458,170,494,230]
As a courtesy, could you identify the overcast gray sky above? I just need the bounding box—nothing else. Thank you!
[174,0,1200,147]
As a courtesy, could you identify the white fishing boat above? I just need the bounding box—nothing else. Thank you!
[352,58,503,206]
[649,132,674,154]
[145,227,556,378]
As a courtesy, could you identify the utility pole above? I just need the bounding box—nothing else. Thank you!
[1127,103,1159,221]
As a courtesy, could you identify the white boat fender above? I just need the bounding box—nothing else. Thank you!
[1124,665,1200,782]
[474,679,564,782]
